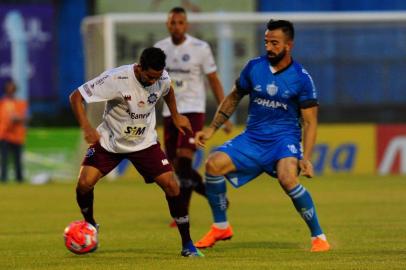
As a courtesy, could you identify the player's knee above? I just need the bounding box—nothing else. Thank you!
[205,158,223,176]
[77,177,95,193]
[164,179,180,196]
[278,173,299,191]
[156,173,180,196]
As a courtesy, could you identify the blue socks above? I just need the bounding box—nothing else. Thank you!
[206,174,323,237]
[288,184,323,237]
[205,173,228,223]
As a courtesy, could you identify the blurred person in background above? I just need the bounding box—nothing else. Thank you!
[194,20,330,252]
[69,47,203,257]
[154,6,232,227]
[0,79,28,183]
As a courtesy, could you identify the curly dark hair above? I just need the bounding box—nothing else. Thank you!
[139,47,166,71]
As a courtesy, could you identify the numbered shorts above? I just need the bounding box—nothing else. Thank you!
[217,133,302,188]
[163,113,205,161]
[82,142,172,183]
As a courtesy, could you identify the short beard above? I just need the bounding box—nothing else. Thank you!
[267,49,286,66]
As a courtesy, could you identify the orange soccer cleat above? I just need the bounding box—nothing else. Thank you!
[195,225,233,248]
[310,237,330,252]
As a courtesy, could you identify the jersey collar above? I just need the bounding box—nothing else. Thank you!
[269,57,293,75]
[171,34,191,47]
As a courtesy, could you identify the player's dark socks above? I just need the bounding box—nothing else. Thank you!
[76,187,96,226]
[166,194,192,246]
[180,186,193,209]
[175,157,193,180]
[191,169,207,198]
[175,157,195,208]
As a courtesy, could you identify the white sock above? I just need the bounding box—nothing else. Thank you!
[213,222,229,229]
[311,234,326,241]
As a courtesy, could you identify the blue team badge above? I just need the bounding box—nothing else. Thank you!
[147,93,158,104]
[86,147,95,158]
[267,81,278,96]
[182,54,190,62]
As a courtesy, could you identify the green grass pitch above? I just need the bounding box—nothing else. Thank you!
[0,175,405,269]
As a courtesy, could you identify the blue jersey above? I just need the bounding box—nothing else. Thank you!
[236,55,318,141]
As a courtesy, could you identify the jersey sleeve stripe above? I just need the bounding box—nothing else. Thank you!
[235,78,250,95]
[300,99,319,109]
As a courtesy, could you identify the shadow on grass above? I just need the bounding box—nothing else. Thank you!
[217,241,299,250]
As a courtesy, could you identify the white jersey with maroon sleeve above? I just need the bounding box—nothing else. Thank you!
[77,64,171,153]
[154,34,217,117]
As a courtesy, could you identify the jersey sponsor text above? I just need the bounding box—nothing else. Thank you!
[253,97,288,110]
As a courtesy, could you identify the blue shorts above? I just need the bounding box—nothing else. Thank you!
[217,133,302,188]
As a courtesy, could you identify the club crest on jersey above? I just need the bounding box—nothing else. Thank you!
[182,54,190,62]
[267,82,278,96]
[138,101,145,107]
[86,147,95,158]
[147,93,158,104]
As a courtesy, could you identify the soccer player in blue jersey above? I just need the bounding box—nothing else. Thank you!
[194,19,330,252]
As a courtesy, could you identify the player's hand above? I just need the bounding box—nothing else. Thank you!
[173,114,192,135]
[195,127,215,148]
[222,120,233,134]
[299,159,314,178]
[83,126,100,144]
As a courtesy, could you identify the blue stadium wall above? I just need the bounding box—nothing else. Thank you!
[57,0,86,109]
[257,0,406,122]
[257,0,406,11]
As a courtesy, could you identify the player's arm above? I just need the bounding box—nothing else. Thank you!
[206,72,233,133]
[163,86,192,135]
[300,105,318,178]
[206,72,225,104]
[69,89,100,144]
[195,86,245,147]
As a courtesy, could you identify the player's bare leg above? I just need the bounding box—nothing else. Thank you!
[277,157,330,252]
[155,171,203,257]
[76,166,103,227]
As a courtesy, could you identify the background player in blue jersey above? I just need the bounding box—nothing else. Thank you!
[194,19,330,252]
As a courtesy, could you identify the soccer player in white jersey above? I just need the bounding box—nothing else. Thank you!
[69,47,203,257]
[154,7,232,227]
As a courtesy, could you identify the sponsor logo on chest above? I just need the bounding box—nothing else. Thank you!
[253,97,288,110]
[126,109,150,120]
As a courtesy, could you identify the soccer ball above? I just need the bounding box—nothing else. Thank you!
[63,221,98,254]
